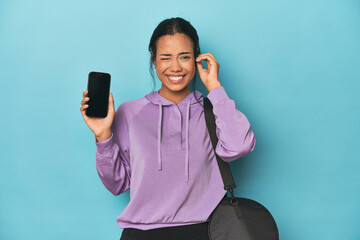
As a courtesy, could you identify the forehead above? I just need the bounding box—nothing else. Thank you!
[156,33,193,54]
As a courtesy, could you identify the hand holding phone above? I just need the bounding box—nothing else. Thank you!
[80,72,115,142]
[86,72,111,118]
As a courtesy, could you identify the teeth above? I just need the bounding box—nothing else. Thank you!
[168,75,184,81]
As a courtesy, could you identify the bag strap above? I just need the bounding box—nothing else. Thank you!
[203,96,237,198]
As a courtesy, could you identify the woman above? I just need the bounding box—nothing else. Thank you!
[80,17,256,240]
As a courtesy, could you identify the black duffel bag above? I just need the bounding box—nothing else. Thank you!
[204,96,279,240]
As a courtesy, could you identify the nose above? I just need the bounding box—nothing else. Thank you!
[169,59,182,72]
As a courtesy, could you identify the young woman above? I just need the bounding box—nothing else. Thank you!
[80,17,256,240]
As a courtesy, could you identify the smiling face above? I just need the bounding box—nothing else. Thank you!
[152,33,196,97]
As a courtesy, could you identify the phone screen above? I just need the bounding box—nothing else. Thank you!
[85,71,111,118]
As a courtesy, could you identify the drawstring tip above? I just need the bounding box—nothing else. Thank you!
[158,157,162,171]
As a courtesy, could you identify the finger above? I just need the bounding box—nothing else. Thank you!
[195,54,206,62]
[80,105,89,120]
[81,97,89,105]
[109,93,115,112]
[83,89,88,98]
[207,54,218,65]
[109,93,113,106]
[196,53,213,60]
[196,54,214,65]
[198,55,220,71]
[197,53,217,65]
[196,56,215,70]
[196,61,209,81]
[80,104,87,118]
[196,61,205,72]
[196,53,218,65]
[80,104,89,111]
[204,52,217,62]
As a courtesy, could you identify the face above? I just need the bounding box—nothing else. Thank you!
[152,33,196,95]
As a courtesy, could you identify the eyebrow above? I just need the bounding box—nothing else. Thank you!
[159,52,192,56]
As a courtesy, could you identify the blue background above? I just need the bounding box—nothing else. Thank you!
[1,0,359,239]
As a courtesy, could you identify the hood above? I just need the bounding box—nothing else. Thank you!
[145,89,203,183]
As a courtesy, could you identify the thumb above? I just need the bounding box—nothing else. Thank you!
[109,93,115,112]
[196,61,204,71]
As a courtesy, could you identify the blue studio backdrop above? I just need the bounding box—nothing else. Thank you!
[1,0,359,239]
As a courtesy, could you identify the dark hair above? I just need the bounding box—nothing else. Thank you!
[148,17,203,106]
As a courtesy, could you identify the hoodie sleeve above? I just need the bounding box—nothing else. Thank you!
[207,86,256,162]
[94,102,131,196]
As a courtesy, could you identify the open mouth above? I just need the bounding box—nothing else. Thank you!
[166,74,186,83]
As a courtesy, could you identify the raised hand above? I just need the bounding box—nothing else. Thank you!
[80,89,115,142]
[196,52,222,92]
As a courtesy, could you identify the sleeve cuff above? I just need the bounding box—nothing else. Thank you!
[95,133,115,155]
[207,86,230,104]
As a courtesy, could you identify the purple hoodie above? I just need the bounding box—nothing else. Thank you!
[94,86,256,230]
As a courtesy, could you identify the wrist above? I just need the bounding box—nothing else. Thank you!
[95,130,112,142]
[206,81,222,92]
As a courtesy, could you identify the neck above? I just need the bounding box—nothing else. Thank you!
[158,86,192,105]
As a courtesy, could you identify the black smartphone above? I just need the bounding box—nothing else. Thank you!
[85,71,111,118]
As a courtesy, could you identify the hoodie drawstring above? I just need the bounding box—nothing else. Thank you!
[157,100,191,183]
[185,101,190,182]
[158,101,162,171]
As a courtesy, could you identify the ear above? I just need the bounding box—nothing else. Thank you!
[194,50,200,69]
[150,51,156,65]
